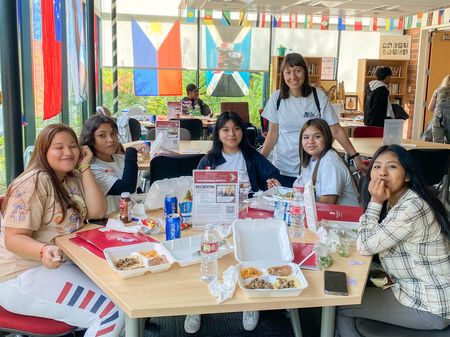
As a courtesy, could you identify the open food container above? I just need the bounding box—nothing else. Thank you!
[162,235,233,267]
[246,187,294,211]
[233,219,308,298]
[104,242,175,279]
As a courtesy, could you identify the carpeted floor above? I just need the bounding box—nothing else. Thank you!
[144,308,322,337]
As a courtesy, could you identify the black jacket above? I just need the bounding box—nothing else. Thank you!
[197,150,281,192]
[364,82,389,127]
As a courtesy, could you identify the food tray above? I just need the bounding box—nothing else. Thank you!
[237,261,308,298]
[162,235,234,267]
[262,186,293,202]
[233,219,293,263]
[104,242,175,279]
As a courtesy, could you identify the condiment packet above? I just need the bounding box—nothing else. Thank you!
[207,265,237,304]
[106,219,140,233]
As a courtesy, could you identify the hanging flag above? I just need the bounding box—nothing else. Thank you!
[416,12,423,28]
[260,13,266,28]
[438,9,444,25]
[205,26,251,97]
[303,15,309,29]
[67,0,87,104]
[186,8,196,24]
[337,17,346,31]
[398,16,404,30]
[32,0,44,116]
[273,15,282,28]
[239,11,245,26]
[385,17,391,31]
[131,20,182,96]
[222,10,230,26]
[406,15,413,29]
[294,14,298,28]
[355,17,362,31]
[427,12,433,26]
[320,16,329,30]
[371,18,378,31]
[204,9,213,25]
[289,14,298,28]
[41,0,62,119]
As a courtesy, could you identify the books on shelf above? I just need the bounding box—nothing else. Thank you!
[388,83,401,95]
[366,65,402,77]
[308,63,317,75]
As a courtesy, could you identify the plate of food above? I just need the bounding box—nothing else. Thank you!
[262,186,294,202]
[237,261,308,298]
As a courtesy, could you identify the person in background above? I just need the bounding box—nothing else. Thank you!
[80,114,148,214]
[261,53,364,187]
[428,74,450,143]
[298,119,359,206]
[181,83,211,116]
[363,66,394,127]
[0,124,124,337]
[185,112,280,334]
[336,145,450,336]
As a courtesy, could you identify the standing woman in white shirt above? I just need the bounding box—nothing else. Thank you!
[261,53,364,187]
[299,118,359,206]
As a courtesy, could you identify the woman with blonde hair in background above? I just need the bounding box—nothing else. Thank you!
[428,74,450,143]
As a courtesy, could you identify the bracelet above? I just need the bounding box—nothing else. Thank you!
[40,244,49,259]
[80,166,91,174]
[78,163,90,171]
[348,152,360,160]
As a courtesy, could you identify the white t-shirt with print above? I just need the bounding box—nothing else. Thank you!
[300,150,359,206]
[262,88,339,177]
[216,151,247,173]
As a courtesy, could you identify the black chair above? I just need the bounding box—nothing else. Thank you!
[246,124,257,147]
[170,118,203,140]
[128,118,142,141]
[408,149,450,186]
[149,153,204,187]
[146,127,192,141]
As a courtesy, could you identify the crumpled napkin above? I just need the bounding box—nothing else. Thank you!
[207,265,237,304]
[105,218,140,233]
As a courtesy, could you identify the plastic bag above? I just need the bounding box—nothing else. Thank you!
[144,176,193,211]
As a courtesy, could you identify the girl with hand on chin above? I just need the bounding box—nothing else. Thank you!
[0,124,124,337]
[298,118,359,206]
[261,53,365,187]
[336,145,450,336]
[80,114,149,214]
[185,112,280,334]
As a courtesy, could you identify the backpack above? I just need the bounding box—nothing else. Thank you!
[276,87,321,117]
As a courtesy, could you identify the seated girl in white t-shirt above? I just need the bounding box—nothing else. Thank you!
[299,118,360,206]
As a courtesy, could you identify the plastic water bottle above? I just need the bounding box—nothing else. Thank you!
[239,171,251,207]
[200,224,219,282]
[290,175,305,238]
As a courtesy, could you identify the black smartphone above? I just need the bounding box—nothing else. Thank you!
[324,271,348,296]
[86,218,108,226]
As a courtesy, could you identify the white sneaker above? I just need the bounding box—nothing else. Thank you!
[184,314,201,334]
[242,310,259,331]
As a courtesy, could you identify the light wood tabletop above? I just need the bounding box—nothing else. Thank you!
[56,210,371,337]
[124,140,212,170]
[334,137,450,158]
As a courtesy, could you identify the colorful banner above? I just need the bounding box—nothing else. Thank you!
[337,17,346,31]
[406,15,413,29]
[186,8,196,24]
[32,0,44,117]
[438,9,444,25]
[354,17,362,31]
[320,16,329,30]
[222,10,230,26]
[289,14,298,28]
[416,12,423,28]
[371,18,378,31]
[131,20,182,96]
[204,9,213,25]
[398,16,404,30]
[427,12,433,26]
[273,16,282,28]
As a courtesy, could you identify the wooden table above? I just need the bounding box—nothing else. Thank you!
[339,119,364,137]
[140,116,216,128]
[334,137,450,158]
[56,217,371,337]
[124,140,212,170]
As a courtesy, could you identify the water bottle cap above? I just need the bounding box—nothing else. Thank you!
[121,192,131,198]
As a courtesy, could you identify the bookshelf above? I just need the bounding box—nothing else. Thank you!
[271,56,322,92]
[357,59,408,109]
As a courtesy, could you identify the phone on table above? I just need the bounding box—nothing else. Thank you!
[324,271,348,296]
[86,218,108,226]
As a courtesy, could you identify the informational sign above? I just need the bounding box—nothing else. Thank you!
[167,101,182,119]
[192,170,239,229]
[379,35,411,60]
[383,119,404,145]
[155,120,180,152]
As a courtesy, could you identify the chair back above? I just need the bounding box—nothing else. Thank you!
[246,124,257,147]
[220,102,250,123]
[353,126,384,138]
[149,153,204,187]
[408,149,450,186]
[170,118,203,140]
[96,106,112,117]
[128,118,142,141]
[146,128,191,141]
[23,146,35,168]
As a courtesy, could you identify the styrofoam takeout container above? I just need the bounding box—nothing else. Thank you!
[233,219,307,297]
[104,242,174,279]
[162,235,234,267]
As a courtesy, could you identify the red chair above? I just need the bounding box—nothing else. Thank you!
[353,126,384,138]
[0,195,75,337]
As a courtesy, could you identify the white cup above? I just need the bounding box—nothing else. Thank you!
[132,203,146,218]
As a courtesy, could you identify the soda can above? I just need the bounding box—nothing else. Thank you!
[165,214,181,240]
[149,114,157,123]
[164,194,178,216]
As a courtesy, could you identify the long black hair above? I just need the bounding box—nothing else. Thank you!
[208,111,254,159]
[363,145,449,238]
[299,119,333,169]
[279,53,313,99]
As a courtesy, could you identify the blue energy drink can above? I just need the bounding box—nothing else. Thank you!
[164,194,178,216]
[165,214,181,240]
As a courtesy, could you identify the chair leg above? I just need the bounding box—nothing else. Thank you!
[288,308,303,337]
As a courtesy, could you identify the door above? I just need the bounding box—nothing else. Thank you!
[424,31,450,128]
